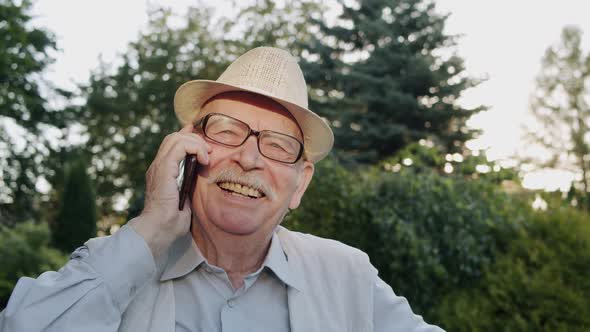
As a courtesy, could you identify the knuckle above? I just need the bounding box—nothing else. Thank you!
[165,132,178,142]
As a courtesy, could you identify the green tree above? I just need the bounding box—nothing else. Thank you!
[300,0,485,164]
[230,0,321,51]
[72,7,230,218]
[51,154,97,252]
[526,26,590,209]
[0,0,62,224]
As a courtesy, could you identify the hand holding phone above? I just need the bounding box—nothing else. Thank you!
[129,124,210,258]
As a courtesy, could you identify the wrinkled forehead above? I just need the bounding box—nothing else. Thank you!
[200,91,303,140]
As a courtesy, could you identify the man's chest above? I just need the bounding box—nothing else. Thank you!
[173,268,290,332]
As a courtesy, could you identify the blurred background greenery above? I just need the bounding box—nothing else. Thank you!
[1,0,590,330]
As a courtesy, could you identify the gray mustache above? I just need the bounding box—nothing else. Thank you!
[208,167,275,199]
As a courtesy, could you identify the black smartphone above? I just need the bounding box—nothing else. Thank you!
[178,154,199,210]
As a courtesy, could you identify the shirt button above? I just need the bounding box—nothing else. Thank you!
[227,299,236,308]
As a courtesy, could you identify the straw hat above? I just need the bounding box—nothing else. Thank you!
[173,46,334,163]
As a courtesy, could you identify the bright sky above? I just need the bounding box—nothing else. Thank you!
[30,0,590,191]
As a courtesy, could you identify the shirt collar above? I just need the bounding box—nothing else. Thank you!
[262,231,298,289]
[160,232,205,281]
[160,230,298,290]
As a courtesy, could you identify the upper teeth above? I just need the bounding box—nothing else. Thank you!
[218,182,263,198]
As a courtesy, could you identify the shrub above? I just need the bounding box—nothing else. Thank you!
[364,168,527,320]
[0,222,67,309]
[436,206,590,331]
[286,157,528,321]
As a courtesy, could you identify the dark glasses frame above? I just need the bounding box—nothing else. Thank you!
[194,112,304,164]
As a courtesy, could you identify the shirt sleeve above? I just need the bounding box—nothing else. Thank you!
[0,225,156,332]
[373,276,446,332]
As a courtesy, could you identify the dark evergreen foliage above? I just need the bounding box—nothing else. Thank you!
[300,0,485,164]
[51,155,97,252]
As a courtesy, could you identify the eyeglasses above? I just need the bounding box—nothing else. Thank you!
[194,113,304,164]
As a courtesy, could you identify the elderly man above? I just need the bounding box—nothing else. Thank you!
[0,47,444,331]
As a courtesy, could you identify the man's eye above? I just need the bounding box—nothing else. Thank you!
[212,129,239,136]
[266,142,295,155]
[270,143,287,151]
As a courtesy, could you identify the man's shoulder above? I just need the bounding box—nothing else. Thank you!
[67,233,112,259]
[276,226,372,268]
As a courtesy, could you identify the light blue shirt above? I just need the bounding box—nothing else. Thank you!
[0,225,446,331]
[167,232,291,331]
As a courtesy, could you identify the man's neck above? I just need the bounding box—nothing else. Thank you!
[190,218,273,290]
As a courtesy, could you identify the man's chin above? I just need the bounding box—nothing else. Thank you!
[212,219,262,236]
[202,209,263,235]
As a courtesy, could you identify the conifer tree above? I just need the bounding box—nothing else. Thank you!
[51,156,97,252]
[301,0,485,164]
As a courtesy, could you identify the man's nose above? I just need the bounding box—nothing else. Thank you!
[234,135,264,170]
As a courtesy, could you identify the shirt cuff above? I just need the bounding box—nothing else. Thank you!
[84,225,156,313]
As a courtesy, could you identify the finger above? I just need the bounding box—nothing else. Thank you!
[154,130,190,160]
[157,130,211,164]
[177,132,212,152]
[163,134,211,167]
[159,128,212,156]
[178,123,212,152]
[154,124,199,158]
[181,138,211,166]
[179,123,195,134]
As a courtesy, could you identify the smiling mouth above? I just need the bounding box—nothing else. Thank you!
[217,182,265,199]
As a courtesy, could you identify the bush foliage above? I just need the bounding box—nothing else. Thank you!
[284,153,590,331]
[285,156,530,321]
[0,222,67,309]
[436,207,590,331]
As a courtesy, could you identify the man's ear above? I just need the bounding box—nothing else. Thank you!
[288,161,315,210]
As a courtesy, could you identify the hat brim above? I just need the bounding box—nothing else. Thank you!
[174,80,334,163]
